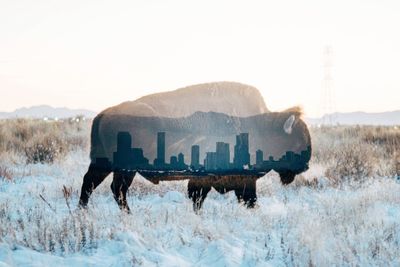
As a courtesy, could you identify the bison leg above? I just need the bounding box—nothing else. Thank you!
[234,181,257,208]
[278,170,296,185]
[79,164,111,208]
[111,171,135,213]
[188,180,211,212]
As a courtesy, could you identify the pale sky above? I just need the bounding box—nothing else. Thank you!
[0,0,399,117]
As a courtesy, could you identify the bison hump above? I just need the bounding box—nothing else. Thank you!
[102,81,269,118]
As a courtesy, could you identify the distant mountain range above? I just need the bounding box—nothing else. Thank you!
[0,105,399,125]
[306,111,400,126]
[0,105,97,119]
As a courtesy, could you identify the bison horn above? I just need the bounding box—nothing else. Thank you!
[283,115,296,134]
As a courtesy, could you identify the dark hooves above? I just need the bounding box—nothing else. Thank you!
[120,206,131,214]
[78,199,88,209]
[278,170,296,185]
[245,199,256,208]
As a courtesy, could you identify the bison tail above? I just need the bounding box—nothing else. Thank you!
[89,113,105,163]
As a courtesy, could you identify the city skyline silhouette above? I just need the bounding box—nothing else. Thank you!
[94,131,311,174]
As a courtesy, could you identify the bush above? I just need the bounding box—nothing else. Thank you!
[24,135,66,164]
[325,143,374,181]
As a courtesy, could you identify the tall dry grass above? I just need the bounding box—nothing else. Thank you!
[310,125,400,181]
[0,117,90,165]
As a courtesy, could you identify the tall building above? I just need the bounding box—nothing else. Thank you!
[154,132,166,167]
[233,133,250,169]
[170,156,178,168]
[131,148,149,166]
[178,152,185,168]
[216,142,230,170]
[117,132,131,153]
[256,149,263,167]
[114,132,132,169]
[204,152,217,171]
[113,131,149,170]
[191,145,200,169]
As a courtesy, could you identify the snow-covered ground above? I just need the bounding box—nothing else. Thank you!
[0,151,399,266]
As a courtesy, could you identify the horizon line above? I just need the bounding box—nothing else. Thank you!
[1,104,400,118]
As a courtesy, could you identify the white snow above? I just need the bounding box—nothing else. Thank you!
[0,154,400,266]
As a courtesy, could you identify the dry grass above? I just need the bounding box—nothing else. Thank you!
[0,117,90,164]
[310,125,400,181]
[0,165,13,181]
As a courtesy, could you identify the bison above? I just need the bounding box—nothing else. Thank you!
[78,82,311,212]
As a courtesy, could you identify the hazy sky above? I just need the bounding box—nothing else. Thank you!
[1,0,399,117]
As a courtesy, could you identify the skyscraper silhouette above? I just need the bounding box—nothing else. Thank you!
[170,156,178,168]
[117,132,131,153]
[191,145,200,169]
[114,132,133,169]
[154,132,165,167]
[256,149,263,167]
[233,133,250,169]
[113,131,149,169]
[216,142,230,170]
[178,152,186,169]
[204,152,217,171]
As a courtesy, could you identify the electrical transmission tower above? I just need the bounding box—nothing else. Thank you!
[321,46,336,125]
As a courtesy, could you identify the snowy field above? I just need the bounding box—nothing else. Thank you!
[0,149,399,267]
